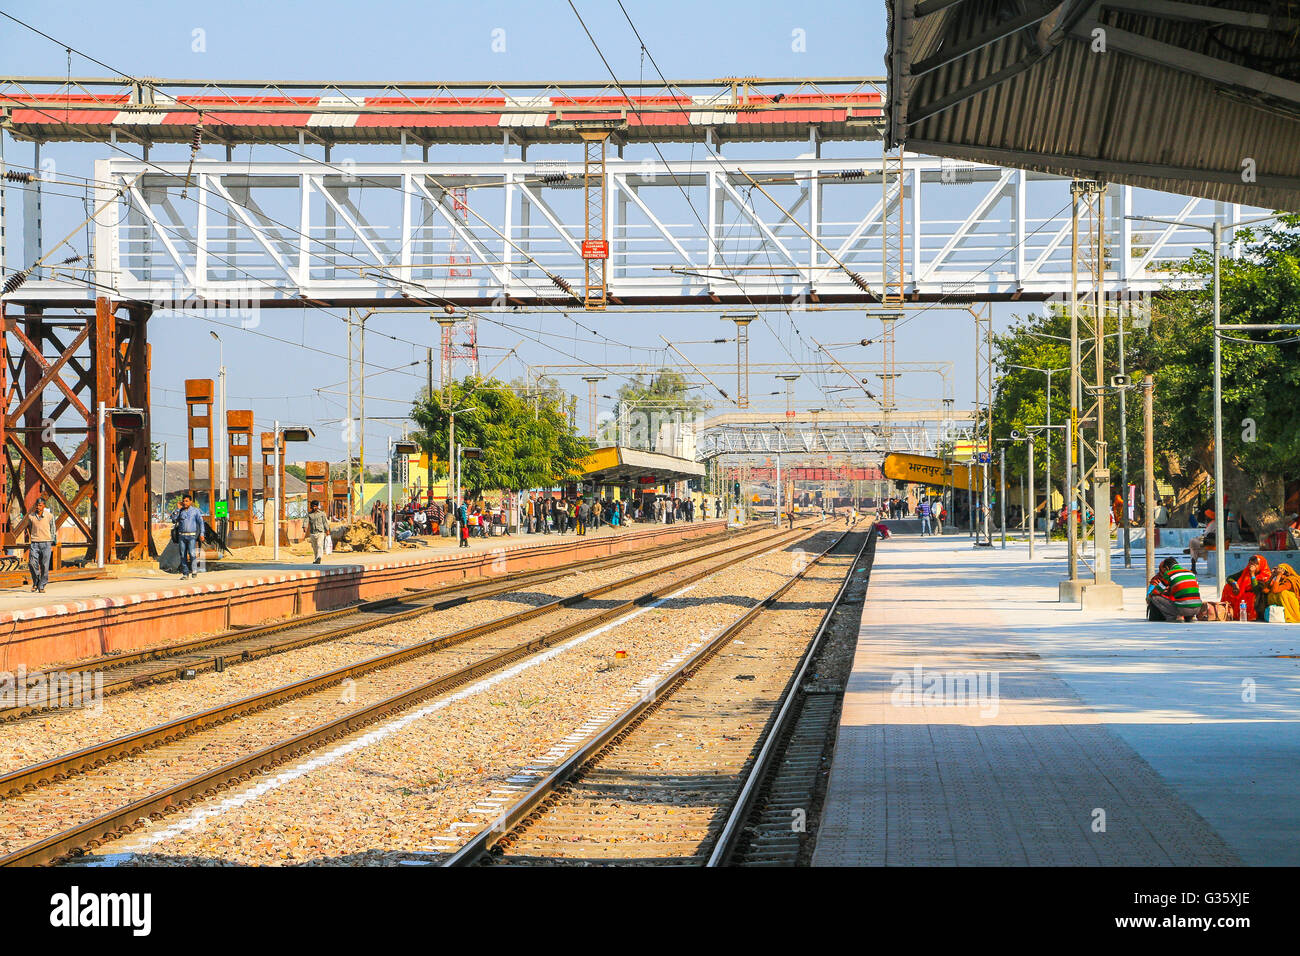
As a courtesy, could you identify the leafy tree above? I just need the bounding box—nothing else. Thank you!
[410,376,589,497]
[991,307,1071,487]
[992,216,1300,540]
[1137,216,1300,540]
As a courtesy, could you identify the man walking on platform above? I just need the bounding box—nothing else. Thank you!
[174,493,206,580]
[305,499,330,564]
[27,497,55,593]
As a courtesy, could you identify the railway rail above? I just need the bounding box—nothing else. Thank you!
[2,524,761,721]
[444,526,874,867]
[0,520,818,867]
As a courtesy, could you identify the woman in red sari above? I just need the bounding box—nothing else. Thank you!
[1221,554,1272,621]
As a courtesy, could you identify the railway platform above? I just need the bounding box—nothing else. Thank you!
[813,535,1300,866]
[0,519,723,672]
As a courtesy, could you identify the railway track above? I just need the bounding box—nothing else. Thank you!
[0,521,817,867]
[443,527,872,867]
[2,524,759,721]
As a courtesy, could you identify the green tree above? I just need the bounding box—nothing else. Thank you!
[992,216,1300,540]
[1137,217,1300,540]
[411,376,589,497]
[991,307,1071,486]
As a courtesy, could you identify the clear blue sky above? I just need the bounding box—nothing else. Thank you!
[0,0,1032,466]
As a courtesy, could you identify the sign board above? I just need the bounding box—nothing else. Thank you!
[977,452,992,464]
[882,452,1009,494]
[214,500,228,518]
[581,239,610,259]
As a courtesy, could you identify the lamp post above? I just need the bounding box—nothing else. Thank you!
[1027,433,1035,561]
[209,331,227,515]
[272,424,315,561]
[160,441,167,526]
[445,405,477,516]
[1127,212,1279,595]
[995,437,1017,549]
[1008,364,1067,549]
[388,437,420,551]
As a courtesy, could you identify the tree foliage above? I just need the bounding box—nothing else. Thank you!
[992,215,1300,536]
[410,376,589,496]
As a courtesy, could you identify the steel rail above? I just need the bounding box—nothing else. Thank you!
[443,526,855,867]
[2,524,743,720]
[707,529,873,865]
[0,523,800,797]
[0,523,815,865]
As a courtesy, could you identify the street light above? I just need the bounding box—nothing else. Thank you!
[445,405,478,513]
[388,437,420,551]
[272,423,315,561]
[1007,364,1068,551]
[772,424,784,528]
[1127,212,1281,595]
[209,330,227,516]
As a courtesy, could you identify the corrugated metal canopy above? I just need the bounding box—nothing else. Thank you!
[886,0,1300,211]
[577,446,705,485]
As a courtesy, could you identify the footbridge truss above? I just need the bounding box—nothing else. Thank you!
[4,155,1254,310]
[695,410,976,462]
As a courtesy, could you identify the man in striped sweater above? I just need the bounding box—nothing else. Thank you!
[1147,557,1203,621]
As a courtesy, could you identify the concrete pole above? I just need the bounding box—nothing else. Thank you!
[774,451,782,528]
[272,421,281,561]
[1067,188,1081,586]
[448,412,456,516]
[96,402,105,567]
[1119,308,1131,567]
[1045,370,1053,550]
[1028,437,1036,562]
[1000,446,1007,549]
[1143,374,1155,582]
[387,435,395,552]
[967,462,973,536]
[1212,222,1227,595]
[427,347,435,501]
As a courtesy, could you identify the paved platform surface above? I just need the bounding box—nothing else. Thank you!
[813,535,1300,866]
[0,521,698,618]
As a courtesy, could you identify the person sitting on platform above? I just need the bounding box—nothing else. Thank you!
[1264,563,1300,622]
[1147,557,1203,622]
[1222,553,1271,621]
[1188,509,1228,575]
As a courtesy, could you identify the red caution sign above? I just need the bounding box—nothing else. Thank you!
[581,239,610,259]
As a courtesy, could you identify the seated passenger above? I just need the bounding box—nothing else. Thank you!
[1264,562,1300,622]
[1188,509,1229,574]
[1222,554,1271,621]
[1147,557,1202,622]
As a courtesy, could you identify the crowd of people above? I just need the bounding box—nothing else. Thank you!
[882,495,946,535]
[1147,552,1300,623]
[364,490,716,547]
